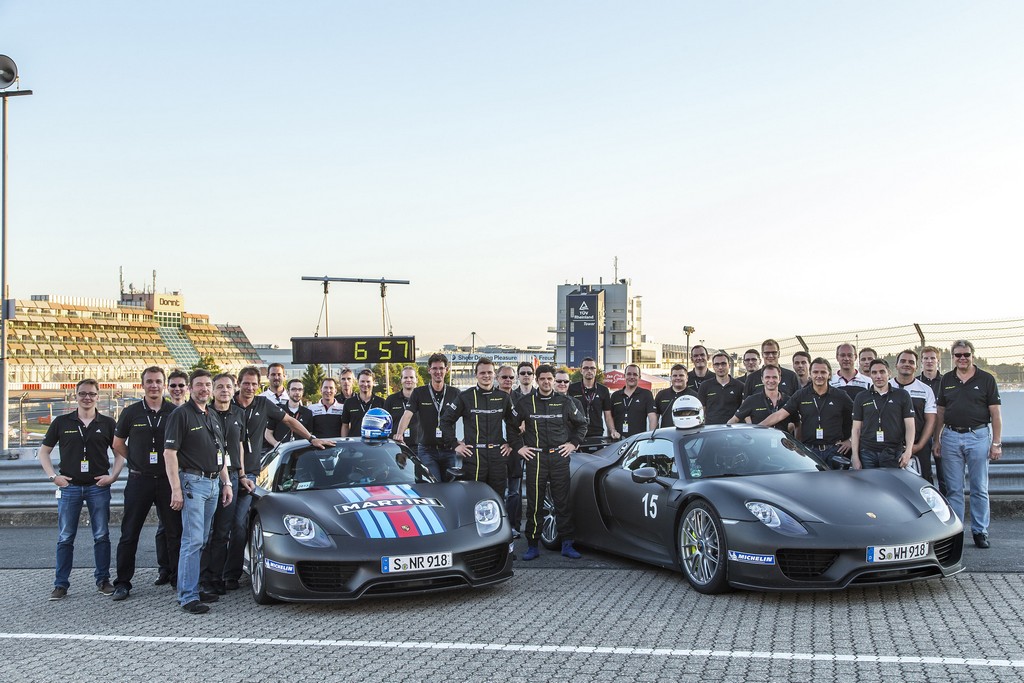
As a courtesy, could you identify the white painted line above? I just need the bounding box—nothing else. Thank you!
[1,632,1022,669]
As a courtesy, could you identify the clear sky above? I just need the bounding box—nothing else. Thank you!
[3,2,1022,354]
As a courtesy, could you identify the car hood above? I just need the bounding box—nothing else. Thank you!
[267,482,495,539]
[711,469,935,526]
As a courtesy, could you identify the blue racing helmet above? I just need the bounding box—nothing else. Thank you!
[361,407,393,441]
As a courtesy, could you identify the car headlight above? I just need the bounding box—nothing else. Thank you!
[920,486,952,523]
[283,514,331,547]
[745,501,807,536]
[474,500,502,536]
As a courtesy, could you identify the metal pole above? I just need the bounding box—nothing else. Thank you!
[380,282,388,391]
[2,96,9,450]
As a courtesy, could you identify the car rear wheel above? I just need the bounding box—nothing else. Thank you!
[540,485,560,550]
[678,500,730,594]
[249,516,277,605]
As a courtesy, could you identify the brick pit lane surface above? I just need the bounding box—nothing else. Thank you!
[1,522,1023,683]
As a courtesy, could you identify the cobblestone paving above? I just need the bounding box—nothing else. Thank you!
[2,565,1022,682]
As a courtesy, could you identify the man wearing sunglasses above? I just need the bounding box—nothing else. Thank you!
[497,366,523,536]
[153,369,190,586]
[513,361,536,400]
[39,379,119,601]
[933,340,1002,548]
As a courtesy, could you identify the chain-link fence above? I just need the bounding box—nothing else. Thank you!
[712,318,1024,388]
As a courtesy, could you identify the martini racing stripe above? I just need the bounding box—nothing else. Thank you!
[337,486,446,539]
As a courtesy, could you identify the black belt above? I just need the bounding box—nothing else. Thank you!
[129,470,161,478]
[181,468,219,479]
[946,425,986,434]
[473,443,502,449]
[808,444,834,451]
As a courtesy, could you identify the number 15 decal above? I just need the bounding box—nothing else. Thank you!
[642,492,659,519]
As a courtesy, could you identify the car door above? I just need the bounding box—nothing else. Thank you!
[600,437,679,545]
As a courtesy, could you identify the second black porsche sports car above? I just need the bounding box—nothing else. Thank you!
[245,438,513,603]
[541,424,964,593]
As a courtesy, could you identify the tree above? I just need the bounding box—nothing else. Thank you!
[301,363,327,402]
[569,367,605,384]
[191,355,222,375]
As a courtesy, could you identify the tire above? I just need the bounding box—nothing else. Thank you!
[249,516,278,605]
[678,500,731,594]
[540,484,560,550]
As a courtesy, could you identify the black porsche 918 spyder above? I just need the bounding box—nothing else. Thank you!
[542,424,964,593]
[244,439,513,603]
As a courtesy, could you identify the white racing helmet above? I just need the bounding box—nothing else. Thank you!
[671,395,705,430]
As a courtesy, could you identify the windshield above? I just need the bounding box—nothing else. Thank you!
[275,442,434,492]
[680,427,826,479]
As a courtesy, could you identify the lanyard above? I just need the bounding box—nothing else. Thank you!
[869,391,889,430]
[76,424,89,457]
[200,407,225,458]
[431,386,447,423]
[145,408,164,452]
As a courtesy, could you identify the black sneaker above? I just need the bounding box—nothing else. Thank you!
[96,580,114,596]
[198,591,220,603]
[181,600,210,614]
[49,587,67,601]
[224,579,240,591]
[153,574,171,586]
[973,532,990,549]
[111,586,130,601]
[211,583,227,596]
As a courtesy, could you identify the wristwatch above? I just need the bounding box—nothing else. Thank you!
[992,442,1002,447]
[48,475,56,482]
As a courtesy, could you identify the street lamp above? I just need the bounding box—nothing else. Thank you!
[683,326,695,367]
[1,55,34,451]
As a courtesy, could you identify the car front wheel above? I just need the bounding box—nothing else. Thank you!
[678,500,730,594]
[540,485,560,550]
[249,516,277,605]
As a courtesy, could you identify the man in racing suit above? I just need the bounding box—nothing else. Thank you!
[440,357,520,498]
[512,364,588,560]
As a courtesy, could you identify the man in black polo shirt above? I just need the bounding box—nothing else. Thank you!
[341,368,386,436]
[384,366,419,449]
[39,378,118,601]
[164,369,233,614]
[933,339,1002,548]
[395,353,461,481]
[567,357,615,439]
[655,364,698,428]
[697,352,745,425]
[729,365,793,432]
[739,349,760,382]
[224,366,330,590]
[792,351,812,391]
[760,358,852,465]
[153,369,190,586]
[610,364,657,439]
[199,373,245,596]
[851,359,915,470]
[687,346,714,393]
[743,339,800,399]
[265,379,315,448]
[110,367,179,601]
[918,346,946,494]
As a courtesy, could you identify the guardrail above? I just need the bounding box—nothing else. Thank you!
[2,439,1022,510]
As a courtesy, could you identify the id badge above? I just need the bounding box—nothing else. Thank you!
[816,428,824,441]
[876,430,885,443]
[622,422,629,433]
[217,450,224,467]
[149,451,159,465]
[404,428,411,438]
[80,460,90,473]
[55,488,62,499]
[435,427,443,439]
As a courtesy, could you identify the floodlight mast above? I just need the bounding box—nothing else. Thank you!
[301,276,410,388]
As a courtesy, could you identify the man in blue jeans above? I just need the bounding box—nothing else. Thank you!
[39,378,118,600]
[395,353,460,481]
[163,369,233,614]
[934,340,1002,548]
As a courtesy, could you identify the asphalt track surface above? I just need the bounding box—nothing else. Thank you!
[1,522,1022,682]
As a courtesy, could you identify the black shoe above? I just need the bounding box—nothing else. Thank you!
[111,586,130,601]
[224,579,240,591]
[212,583,227,596]
[181,600,210,614]
[973,532,990,549]
[154,574,171,586]
[511,530,521,540]
[198,591,220,603]
[49,587,68,601]
[96,580,114,596]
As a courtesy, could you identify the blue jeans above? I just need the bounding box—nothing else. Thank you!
[55,484,111,589]
[417,445,458,482]
[200,472,238,588]
[225,474,256,582]
[860,447,901,469]
[940,425,991,535]
[177,473,220,605]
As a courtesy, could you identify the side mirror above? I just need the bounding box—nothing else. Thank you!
[631,466,659,484]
